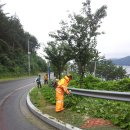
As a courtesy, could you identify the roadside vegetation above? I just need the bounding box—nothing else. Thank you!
[30,75,130,130]
[0,4,47,78]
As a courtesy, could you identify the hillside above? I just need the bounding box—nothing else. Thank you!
[111,56,130,66]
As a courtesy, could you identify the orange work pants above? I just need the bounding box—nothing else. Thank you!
[55,87,64,112]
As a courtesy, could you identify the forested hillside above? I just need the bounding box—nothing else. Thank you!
[111,56,130,66]
[0,4,47,77]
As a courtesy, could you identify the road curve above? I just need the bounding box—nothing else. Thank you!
[0,78,57,130]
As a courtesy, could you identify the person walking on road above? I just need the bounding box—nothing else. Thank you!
[36,74,42,88]
[55,74,72,112]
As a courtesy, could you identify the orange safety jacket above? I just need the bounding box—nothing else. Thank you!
[55,76,70,112]
[44,75,48,80]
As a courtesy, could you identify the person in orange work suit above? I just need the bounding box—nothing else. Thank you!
[55,74,72,112]
[44,73,48,84]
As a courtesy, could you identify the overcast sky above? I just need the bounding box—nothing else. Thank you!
[1,0,130,59]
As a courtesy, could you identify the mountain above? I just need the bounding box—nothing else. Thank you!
[111,56,130,66]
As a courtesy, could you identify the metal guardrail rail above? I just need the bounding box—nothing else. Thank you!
[69,88,130,102]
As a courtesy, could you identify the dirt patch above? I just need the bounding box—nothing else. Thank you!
[81,118,113,129]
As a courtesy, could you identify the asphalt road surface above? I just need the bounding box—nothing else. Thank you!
[0,77,58,130]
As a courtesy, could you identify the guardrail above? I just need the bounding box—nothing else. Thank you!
[68,88,130,102]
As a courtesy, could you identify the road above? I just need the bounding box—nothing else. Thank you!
[0,77,58,130]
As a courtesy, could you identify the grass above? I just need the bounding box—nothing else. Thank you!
[29,87,83,127]
[29,86,122,130]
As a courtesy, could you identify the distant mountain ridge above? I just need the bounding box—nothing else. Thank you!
[111,56,130,66]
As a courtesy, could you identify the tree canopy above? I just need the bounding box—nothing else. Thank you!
[0,4,47,77]
[44,0,107,80]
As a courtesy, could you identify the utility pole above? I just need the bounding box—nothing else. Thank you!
[93,61,96,77]
[28,39,31,76]
[48,61,50,80]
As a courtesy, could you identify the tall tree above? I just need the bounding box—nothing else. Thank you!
[68,0,107,80]
[49,0,107,83]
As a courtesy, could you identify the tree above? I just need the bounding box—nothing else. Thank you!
[95,60,127,80]
[49,0,107,84]
[0,4,46,76]
[67,0,107,80]
[44,41,72,79]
